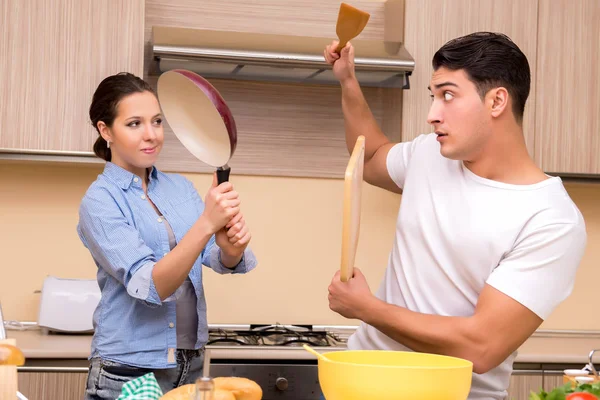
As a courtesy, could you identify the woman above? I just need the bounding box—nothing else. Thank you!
[77,72,257,399]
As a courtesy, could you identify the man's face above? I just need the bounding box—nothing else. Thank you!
[427,67,492,161]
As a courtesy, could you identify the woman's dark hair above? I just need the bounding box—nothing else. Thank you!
[90,72,156,161]
[432,32,531,123]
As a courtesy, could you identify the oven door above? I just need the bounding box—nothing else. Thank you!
[211,359,322,400]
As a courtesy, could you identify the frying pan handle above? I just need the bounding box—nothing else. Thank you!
[217,166,231,184]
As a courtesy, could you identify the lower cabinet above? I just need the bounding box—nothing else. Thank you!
[13,367,570,400]
[18,372,88,400]
[507,371,569,400]
[543,373,567,393]
[507,371,544,400]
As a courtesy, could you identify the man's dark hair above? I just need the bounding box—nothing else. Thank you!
[432,32,530,123]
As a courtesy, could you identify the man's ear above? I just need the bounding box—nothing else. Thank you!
[488,87,509,118]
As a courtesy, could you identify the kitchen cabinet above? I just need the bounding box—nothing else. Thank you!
[400,0,539,155]
[18,371,87,400]
[401,0,600,177]
[542,373,566,393]
[534,0,600,175]
[0,0,144,154]
[507,371,543,400]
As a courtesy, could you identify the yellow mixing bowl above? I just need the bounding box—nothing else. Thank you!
[318,350,473,400]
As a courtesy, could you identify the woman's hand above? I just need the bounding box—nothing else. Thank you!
[200,174,240,234]
[216,210,252,260]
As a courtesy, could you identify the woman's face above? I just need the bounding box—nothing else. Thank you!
[99,91,164,177]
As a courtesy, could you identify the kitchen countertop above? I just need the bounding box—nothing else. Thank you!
[6,328,600,365]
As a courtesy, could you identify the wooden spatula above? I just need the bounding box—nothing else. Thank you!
[335,3,370,53]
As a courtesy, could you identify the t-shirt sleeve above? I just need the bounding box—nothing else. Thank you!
[386,133,430,189]
[485,216,587,320]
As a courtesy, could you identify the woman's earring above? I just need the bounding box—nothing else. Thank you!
[106,141,110,149]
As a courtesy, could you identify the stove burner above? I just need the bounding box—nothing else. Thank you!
[207,324,343,347]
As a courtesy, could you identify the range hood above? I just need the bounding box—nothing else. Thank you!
[151,21,415,89]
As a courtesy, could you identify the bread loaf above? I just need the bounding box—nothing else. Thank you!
[0,344,25,366]
[159,384,235,400]
[159,376,262,400]
[214,377,263,400]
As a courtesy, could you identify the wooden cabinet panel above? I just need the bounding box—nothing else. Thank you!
[146,0,386,41]
[507,372,543,400]
[542,373,565,393]
[145,0,402,178]
[0,0,144,153]
[18,372,87,400]
[534,0,600,174]
[401,0,539,157]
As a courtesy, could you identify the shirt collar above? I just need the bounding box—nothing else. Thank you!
[103,162,158,190]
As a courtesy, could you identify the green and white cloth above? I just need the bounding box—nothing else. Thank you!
[117,372,164,400]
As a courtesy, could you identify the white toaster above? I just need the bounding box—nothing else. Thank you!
[37,276,101,334]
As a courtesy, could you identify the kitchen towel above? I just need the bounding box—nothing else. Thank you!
[117,372,164,400]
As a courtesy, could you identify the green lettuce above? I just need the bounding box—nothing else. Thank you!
[529,382,600,400]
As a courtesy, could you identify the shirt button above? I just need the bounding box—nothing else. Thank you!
[133,177,139,183]
[169,322,174,328]
[141,194,146,200]
[164,252,168,257]
[157,217,163,223]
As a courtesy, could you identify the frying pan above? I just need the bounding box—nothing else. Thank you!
[340,135,365,282]
[156,69,237,184]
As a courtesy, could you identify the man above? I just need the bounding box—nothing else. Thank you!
[324,32,587,399]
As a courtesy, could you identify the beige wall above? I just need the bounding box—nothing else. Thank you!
[0,161,598,330]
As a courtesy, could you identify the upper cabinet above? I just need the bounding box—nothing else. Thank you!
[401,0,600,177]
[400,0,539,156]
[0,0,144,154]
[145,0,408,179]
[1,0,598,177]
[534,0,600,175]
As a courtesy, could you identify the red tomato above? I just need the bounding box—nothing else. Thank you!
[566,393,598,400]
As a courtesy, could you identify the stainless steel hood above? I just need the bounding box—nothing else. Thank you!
[151,25,415,89]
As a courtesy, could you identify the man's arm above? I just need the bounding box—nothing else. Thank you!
[360,283,542,374]
[328,269,542,375]
[329,219,586,374]
[325,41,401,194]
[340,78,400,193]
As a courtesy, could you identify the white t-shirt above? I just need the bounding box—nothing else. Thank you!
[347,133,587,400]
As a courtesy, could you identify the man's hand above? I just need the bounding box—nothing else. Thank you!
[328,268,376,320]
[216,210,251,265]
[324,40,356,83]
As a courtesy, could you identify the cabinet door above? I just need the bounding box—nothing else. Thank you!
[18,371,88,400]
[534,0,600,174]
[0,0,144,153]
[507,372,543,400]
[401,0,539,156]
[543,373,566,393]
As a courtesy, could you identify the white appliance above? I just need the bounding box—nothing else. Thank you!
[37,276,101,334]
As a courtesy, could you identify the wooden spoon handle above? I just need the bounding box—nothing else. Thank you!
[335,39,348,53]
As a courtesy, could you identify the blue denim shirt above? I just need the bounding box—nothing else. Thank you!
[77,162,257,368]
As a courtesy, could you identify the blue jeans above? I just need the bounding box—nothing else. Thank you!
[84,349,204,399]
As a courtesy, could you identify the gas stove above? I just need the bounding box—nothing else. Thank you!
[207,324,348,348]
[206,324,354,400]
